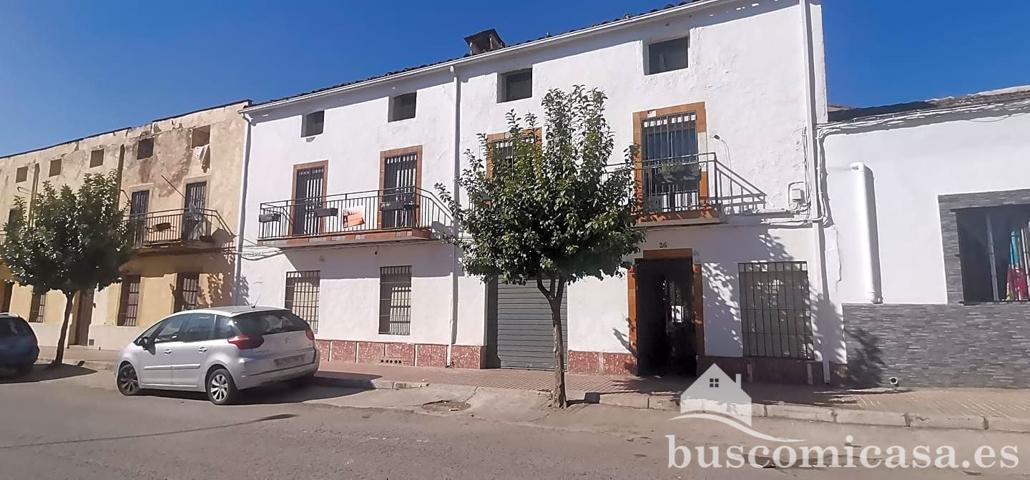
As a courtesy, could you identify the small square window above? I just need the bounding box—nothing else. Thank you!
[190,125,210,148]
[48,159,61,177]
[136,137,154,159]
[89,149,104,168]
[389,93,417,122]
[15,166,28,183]
[302,111,324,137]
[499,68,532,102]
[647,36,689,75]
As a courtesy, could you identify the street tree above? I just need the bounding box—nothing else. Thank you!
[1,172,133,366]
[437,86,643,407]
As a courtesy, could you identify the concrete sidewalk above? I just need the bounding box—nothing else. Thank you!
[40,346,1030,432]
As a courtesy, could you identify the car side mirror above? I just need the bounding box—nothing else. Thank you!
[136,337,151,348]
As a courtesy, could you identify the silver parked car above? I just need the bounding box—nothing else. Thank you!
[116,306,319,405]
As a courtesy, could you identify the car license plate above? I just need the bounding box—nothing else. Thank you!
[275,354,304,368]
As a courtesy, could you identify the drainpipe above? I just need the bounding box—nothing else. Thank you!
[798,0,832,383]
[445,65,462,367]
[850,162,882,304]
[27,164,40,224]
[233,116,254,305]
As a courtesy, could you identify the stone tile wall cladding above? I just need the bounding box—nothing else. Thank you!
[844,304,1030,388]
[316,340,484,369]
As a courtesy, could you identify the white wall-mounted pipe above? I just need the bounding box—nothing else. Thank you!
[233,115,254,305]
[850,162,883,304]
[445,65,462,368]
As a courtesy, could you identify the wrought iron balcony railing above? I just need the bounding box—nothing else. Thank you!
[257,188,450,241]
[127,208,228,249]
[637,152,720,214]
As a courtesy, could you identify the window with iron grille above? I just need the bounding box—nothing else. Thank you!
[285,271,320,332]
[739,261,813,360]
[488,138,516,173]
[379,266,411,335]
[117,275,141,327]
[640,112,700,212]
[174,273,200,312]
[956,205,1030,303]
[381,153,418,229]
[29,293,45,323]
[89,149,105,168]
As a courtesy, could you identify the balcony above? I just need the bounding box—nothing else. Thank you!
[256,188,450,248]
[635,152,766,224]
[128,209,233,254]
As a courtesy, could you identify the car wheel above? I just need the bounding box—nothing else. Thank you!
[116,364,141,396]
[206,368,239,405]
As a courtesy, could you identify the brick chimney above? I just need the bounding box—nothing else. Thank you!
[464,29,506,55]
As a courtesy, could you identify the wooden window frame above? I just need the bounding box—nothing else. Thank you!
[484,128,541,178]
[117,275,142,327]
[632,102,713,223]
[377,146,422,230]
[626,248,705,359]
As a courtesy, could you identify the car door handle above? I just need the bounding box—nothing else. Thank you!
[163,349,172,355]
[198,347,208,353]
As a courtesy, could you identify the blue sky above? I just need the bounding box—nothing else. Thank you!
[1,1,1027,155]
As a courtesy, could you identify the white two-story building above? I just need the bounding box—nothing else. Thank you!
[238,0,837,383]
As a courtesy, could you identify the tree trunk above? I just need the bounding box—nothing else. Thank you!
[538,275,567,408]
[50,292,75,367]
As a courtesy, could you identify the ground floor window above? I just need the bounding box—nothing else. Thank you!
[285,271,320,332]
[29,292,45,323]
[117,275,141,327]
[957,205,1030,303]
[174,273,200,312]
[379,266,411,335]
[739,261,813,360]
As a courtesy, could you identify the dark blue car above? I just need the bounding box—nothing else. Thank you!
[0,314,38,376]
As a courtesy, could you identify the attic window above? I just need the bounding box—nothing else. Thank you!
[49,159,62,177]
[136,137,154,159]
[389,93,417,122]
[647,36,689,75]
[190,125,211,148]
[302,111,324,137]
[709,378,719,388]
[15,166,28,183]
[499,68,532,103]
[90,149,104,168]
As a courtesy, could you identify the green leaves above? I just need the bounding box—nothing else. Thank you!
[0,172,133,296]
[437,85,643,287]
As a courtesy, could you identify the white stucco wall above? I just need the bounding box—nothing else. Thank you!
[823,104,1030,306]
[241,0,828,358]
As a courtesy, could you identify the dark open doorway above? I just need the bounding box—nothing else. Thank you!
[72,289,94,346]
[635,257,697,376]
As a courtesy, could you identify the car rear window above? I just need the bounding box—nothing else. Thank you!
[233,311,309,336]
[0,317,31,338]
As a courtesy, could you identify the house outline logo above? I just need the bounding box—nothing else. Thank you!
[679,364,752,425]
[672,364,803,443]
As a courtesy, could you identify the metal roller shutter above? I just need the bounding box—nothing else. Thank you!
[491,282,568,370]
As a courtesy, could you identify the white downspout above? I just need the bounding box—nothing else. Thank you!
[798,0,831,383]
[233,115,254,304]
[850,162,882,304]
[445,65,462,367]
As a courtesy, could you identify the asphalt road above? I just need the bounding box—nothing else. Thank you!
[0,367,1022,479]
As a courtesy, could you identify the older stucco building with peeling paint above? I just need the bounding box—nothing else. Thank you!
[0,100,250,349]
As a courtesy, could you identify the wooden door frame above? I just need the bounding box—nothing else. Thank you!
[291,160,328,236]
[627,248,705,361]
[378,146,423,230]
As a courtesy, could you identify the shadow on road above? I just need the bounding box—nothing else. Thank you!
[139,376,378,406]
[0,364,96,384]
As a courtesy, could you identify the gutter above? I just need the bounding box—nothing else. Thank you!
[241,0,737,115]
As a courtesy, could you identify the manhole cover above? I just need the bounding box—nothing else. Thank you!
[421,400,471,412]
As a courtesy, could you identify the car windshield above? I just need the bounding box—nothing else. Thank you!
[233,311,308,336]
[0,317,29,338]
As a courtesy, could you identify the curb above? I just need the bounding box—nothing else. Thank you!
[311,376,429,391]
[592,391,1030,433]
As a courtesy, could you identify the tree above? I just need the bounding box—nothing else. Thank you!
[437,86,644,407]
[1,172,133,366]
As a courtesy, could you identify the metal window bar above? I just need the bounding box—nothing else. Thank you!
[127,209,217,248]
[382,153,418,229]
[641,112,706,212]
[29,293,45,323]
[175,273,200,312]
[117,276,141,327]
[129,190,150,247]
[285,271,320,332]
[490,139,516,172]
[292,167,325,236]
[182,182,208,242]
[739,261,813,360]
[257,188,450,241]
[379,266,412,335]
